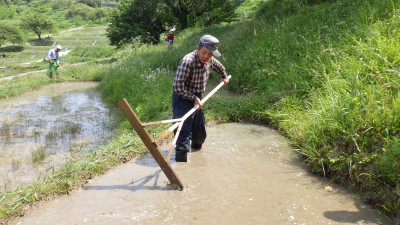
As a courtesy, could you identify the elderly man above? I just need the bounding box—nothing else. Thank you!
[47,45,62,78]
[172,34,230,162]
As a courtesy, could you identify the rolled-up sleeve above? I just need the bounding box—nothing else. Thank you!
[210,58,227,79]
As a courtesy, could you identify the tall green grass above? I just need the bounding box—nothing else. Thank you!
[98,0,400,222]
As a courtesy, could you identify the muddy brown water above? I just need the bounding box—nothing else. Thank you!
[0,82,118,190]
[12,123,393,225]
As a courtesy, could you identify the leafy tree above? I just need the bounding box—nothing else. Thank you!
[0,23,24,47]
[106,0,242,46]
[107,0,172,46]
[90,7,110,22]
[0,3,17,19]
[51,0,72,10]
[66,3,95,20]
[6,26,24,45]
[77,0,99,7]
[188,0,241,27]
[163,0,241,29]
[0,28,9,47]
[20,13,54,39]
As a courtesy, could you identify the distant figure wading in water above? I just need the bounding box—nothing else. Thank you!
[45,45,62,79]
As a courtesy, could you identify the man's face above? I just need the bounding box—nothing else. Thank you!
[56,48,61,52]
[197,47,213,64]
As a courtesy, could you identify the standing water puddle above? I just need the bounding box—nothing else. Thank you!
[0,82,119,191]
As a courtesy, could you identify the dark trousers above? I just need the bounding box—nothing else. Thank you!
[172,91,206,151]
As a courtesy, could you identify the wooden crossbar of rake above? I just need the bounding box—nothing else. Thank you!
[117,75,231,190]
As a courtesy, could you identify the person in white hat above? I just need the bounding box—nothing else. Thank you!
[46,45,62,78]
[172,34,230,162]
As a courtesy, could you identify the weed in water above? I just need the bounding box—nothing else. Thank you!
[31,147,47,164]
[64,122,81,136]
[1,175,12,192]
[0,123,10,137]
[45,131,58,143]
[11,159,21,171]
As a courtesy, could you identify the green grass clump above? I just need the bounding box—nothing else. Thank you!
[31,147,47,164]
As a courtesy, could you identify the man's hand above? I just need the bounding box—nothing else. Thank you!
[221,76,230,85]
[49,60,53,64]
[194,96,204,109]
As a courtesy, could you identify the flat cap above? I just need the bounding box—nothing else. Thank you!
[198,35,221,57]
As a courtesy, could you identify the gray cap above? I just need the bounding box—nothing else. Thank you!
[198,35,221,57]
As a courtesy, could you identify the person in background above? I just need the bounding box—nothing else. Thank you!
[172,34,230,162]
[166,32,174,48]
[47,45,62,79]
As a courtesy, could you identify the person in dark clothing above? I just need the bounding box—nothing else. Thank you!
[172,34,230,162]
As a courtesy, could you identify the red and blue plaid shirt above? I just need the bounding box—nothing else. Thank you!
[173,50,227,101]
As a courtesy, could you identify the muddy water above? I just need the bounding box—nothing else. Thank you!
[0,82,118,190]
[14,123,393,225]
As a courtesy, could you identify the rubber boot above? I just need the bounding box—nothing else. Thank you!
[191,142,203,152]
[175,147,189,162]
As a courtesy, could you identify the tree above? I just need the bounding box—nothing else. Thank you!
[52,0,73,10]
[0,23,24,47]
[106,0,242,47]
[77,0,99,7]
[20,13,54,39]
[163,0,241,29]
[0,3,17,19]
[66,3,95,20]
[107,0,172,46]
[188,0,241,27]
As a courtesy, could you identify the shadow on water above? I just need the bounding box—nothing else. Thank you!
[324,203,391,224]
[0,82,120,191]
[82,169,177,192]
[82,151,181,192]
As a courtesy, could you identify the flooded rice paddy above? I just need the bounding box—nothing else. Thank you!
[0,82,119,191]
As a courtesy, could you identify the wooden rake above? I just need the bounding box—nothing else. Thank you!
[117,75,231,190]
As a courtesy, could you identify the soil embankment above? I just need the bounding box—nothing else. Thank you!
[13,123,392,225]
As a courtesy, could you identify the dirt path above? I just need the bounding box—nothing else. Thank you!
[12,123,393,225]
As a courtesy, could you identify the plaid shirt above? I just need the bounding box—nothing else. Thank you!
[173,50,227,101]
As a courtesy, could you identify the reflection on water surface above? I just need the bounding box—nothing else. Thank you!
[0,82,119,191]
